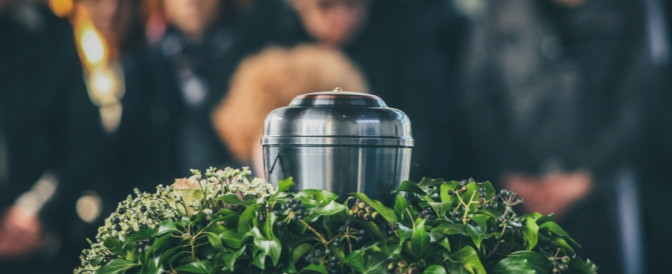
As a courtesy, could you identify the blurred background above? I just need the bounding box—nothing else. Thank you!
[0,0,670,273]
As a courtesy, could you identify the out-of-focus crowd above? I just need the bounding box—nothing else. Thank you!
[0,0,670,273]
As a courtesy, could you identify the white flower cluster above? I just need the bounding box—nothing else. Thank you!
[75,167,276,273]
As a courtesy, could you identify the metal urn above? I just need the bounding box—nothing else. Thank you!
[262,90,413,201]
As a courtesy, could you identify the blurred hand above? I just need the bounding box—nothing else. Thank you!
[0,206,43,258]
[504,170,592,220]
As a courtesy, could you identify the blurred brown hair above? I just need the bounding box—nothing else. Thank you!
[213,44,368,163]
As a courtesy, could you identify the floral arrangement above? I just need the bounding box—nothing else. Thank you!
[76,167,597,273]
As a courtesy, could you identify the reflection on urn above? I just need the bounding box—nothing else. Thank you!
[262,90,413,202]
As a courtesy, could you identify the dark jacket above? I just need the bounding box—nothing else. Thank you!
[461,0,650,181]
[0,5,104,271]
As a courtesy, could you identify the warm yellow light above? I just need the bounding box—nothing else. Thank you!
[49,0,73,17]
[78,24,107,67]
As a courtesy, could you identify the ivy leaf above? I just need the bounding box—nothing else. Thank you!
[424,264,448,274]
[292,243,312,263]
[523,215,539,250]
[417,177,447,188]
[238,203,261,233]
[431,223,467,236]
[251,227,282,267]
[554,237,575,254]
[174,260,212,273]
[352,193,397,222]
[411,219,429,260]
[492,251,553,274]
[103,237,123,255]
[447,246,486,274]
[568,258,599,273]
[205,232,224,251]
[394,181,426,195]
[222,245,247,271]
[342,250,365,272]
[466,223,485,249]
[306,200,347,222]
[157,220,177,235]
[220,229,249,249]
[146,233,173,254]
[539,221,580,247]
[277,177,295,192]
[296,189,339,205]
[218,194,255,207]
[97,259,140,274]
[301,263,328,274]
[440,181,459,203]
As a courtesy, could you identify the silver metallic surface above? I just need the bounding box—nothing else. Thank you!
[262,91,413,201]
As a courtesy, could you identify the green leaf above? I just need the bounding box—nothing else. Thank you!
[277,177,295,192]
[362,221,386,241]
[157,220,177,235]
[251,227,282,267]
[440,181,459,203]
[238,203,261,233]
[447,246,486,274]
[103,237,123,255]
[554,237,575,254]
[296,189,339,204]
[395,181,426,195]
[301,263,328,274]
[466,223,485,249]
[432,223,467,235]
[146,233,173,254]
[411,219,429,260]
[539,221,579,247]
[393,224,412,255]
[292,243,312,263]
[174,260,212,273]
[218,194,255,207]
[222,245,247,271]
[307,200,347,222]
[220,229,248,249]
[492,251,553,274]
[568,258,599,273]
[417,177,448,188]
[205,232,224,251]
[352,192,397,222]
[523,215,539,250]
[424,264,448,274]
[342,250,365,272]
[97,259,140,274]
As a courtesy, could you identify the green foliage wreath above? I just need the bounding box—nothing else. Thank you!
[76,167,597,274]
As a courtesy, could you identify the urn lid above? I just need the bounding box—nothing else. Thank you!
[262,90,413,147]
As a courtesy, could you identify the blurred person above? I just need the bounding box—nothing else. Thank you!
[638,0,672,272]
[460,0,652,273]
[143,0,257,180]
[212,44,368,175]
[236,0,459,181]
[0,0,104,272]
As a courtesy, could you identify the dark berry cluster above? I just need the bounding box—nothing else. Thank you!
[303,247,340,273]
[273,197,307,228]
[497,189,524,207]
[133,238,153,251]
[386,260,420,274]
[331,221,366,248]
[416,207,437,220]
[386,221,398,236]
[349,200,380,222]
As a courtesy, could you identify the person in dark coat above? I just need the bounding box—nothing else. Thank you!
[0,1,104,272]
[460,0,652,273]
[143,0,257,180]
